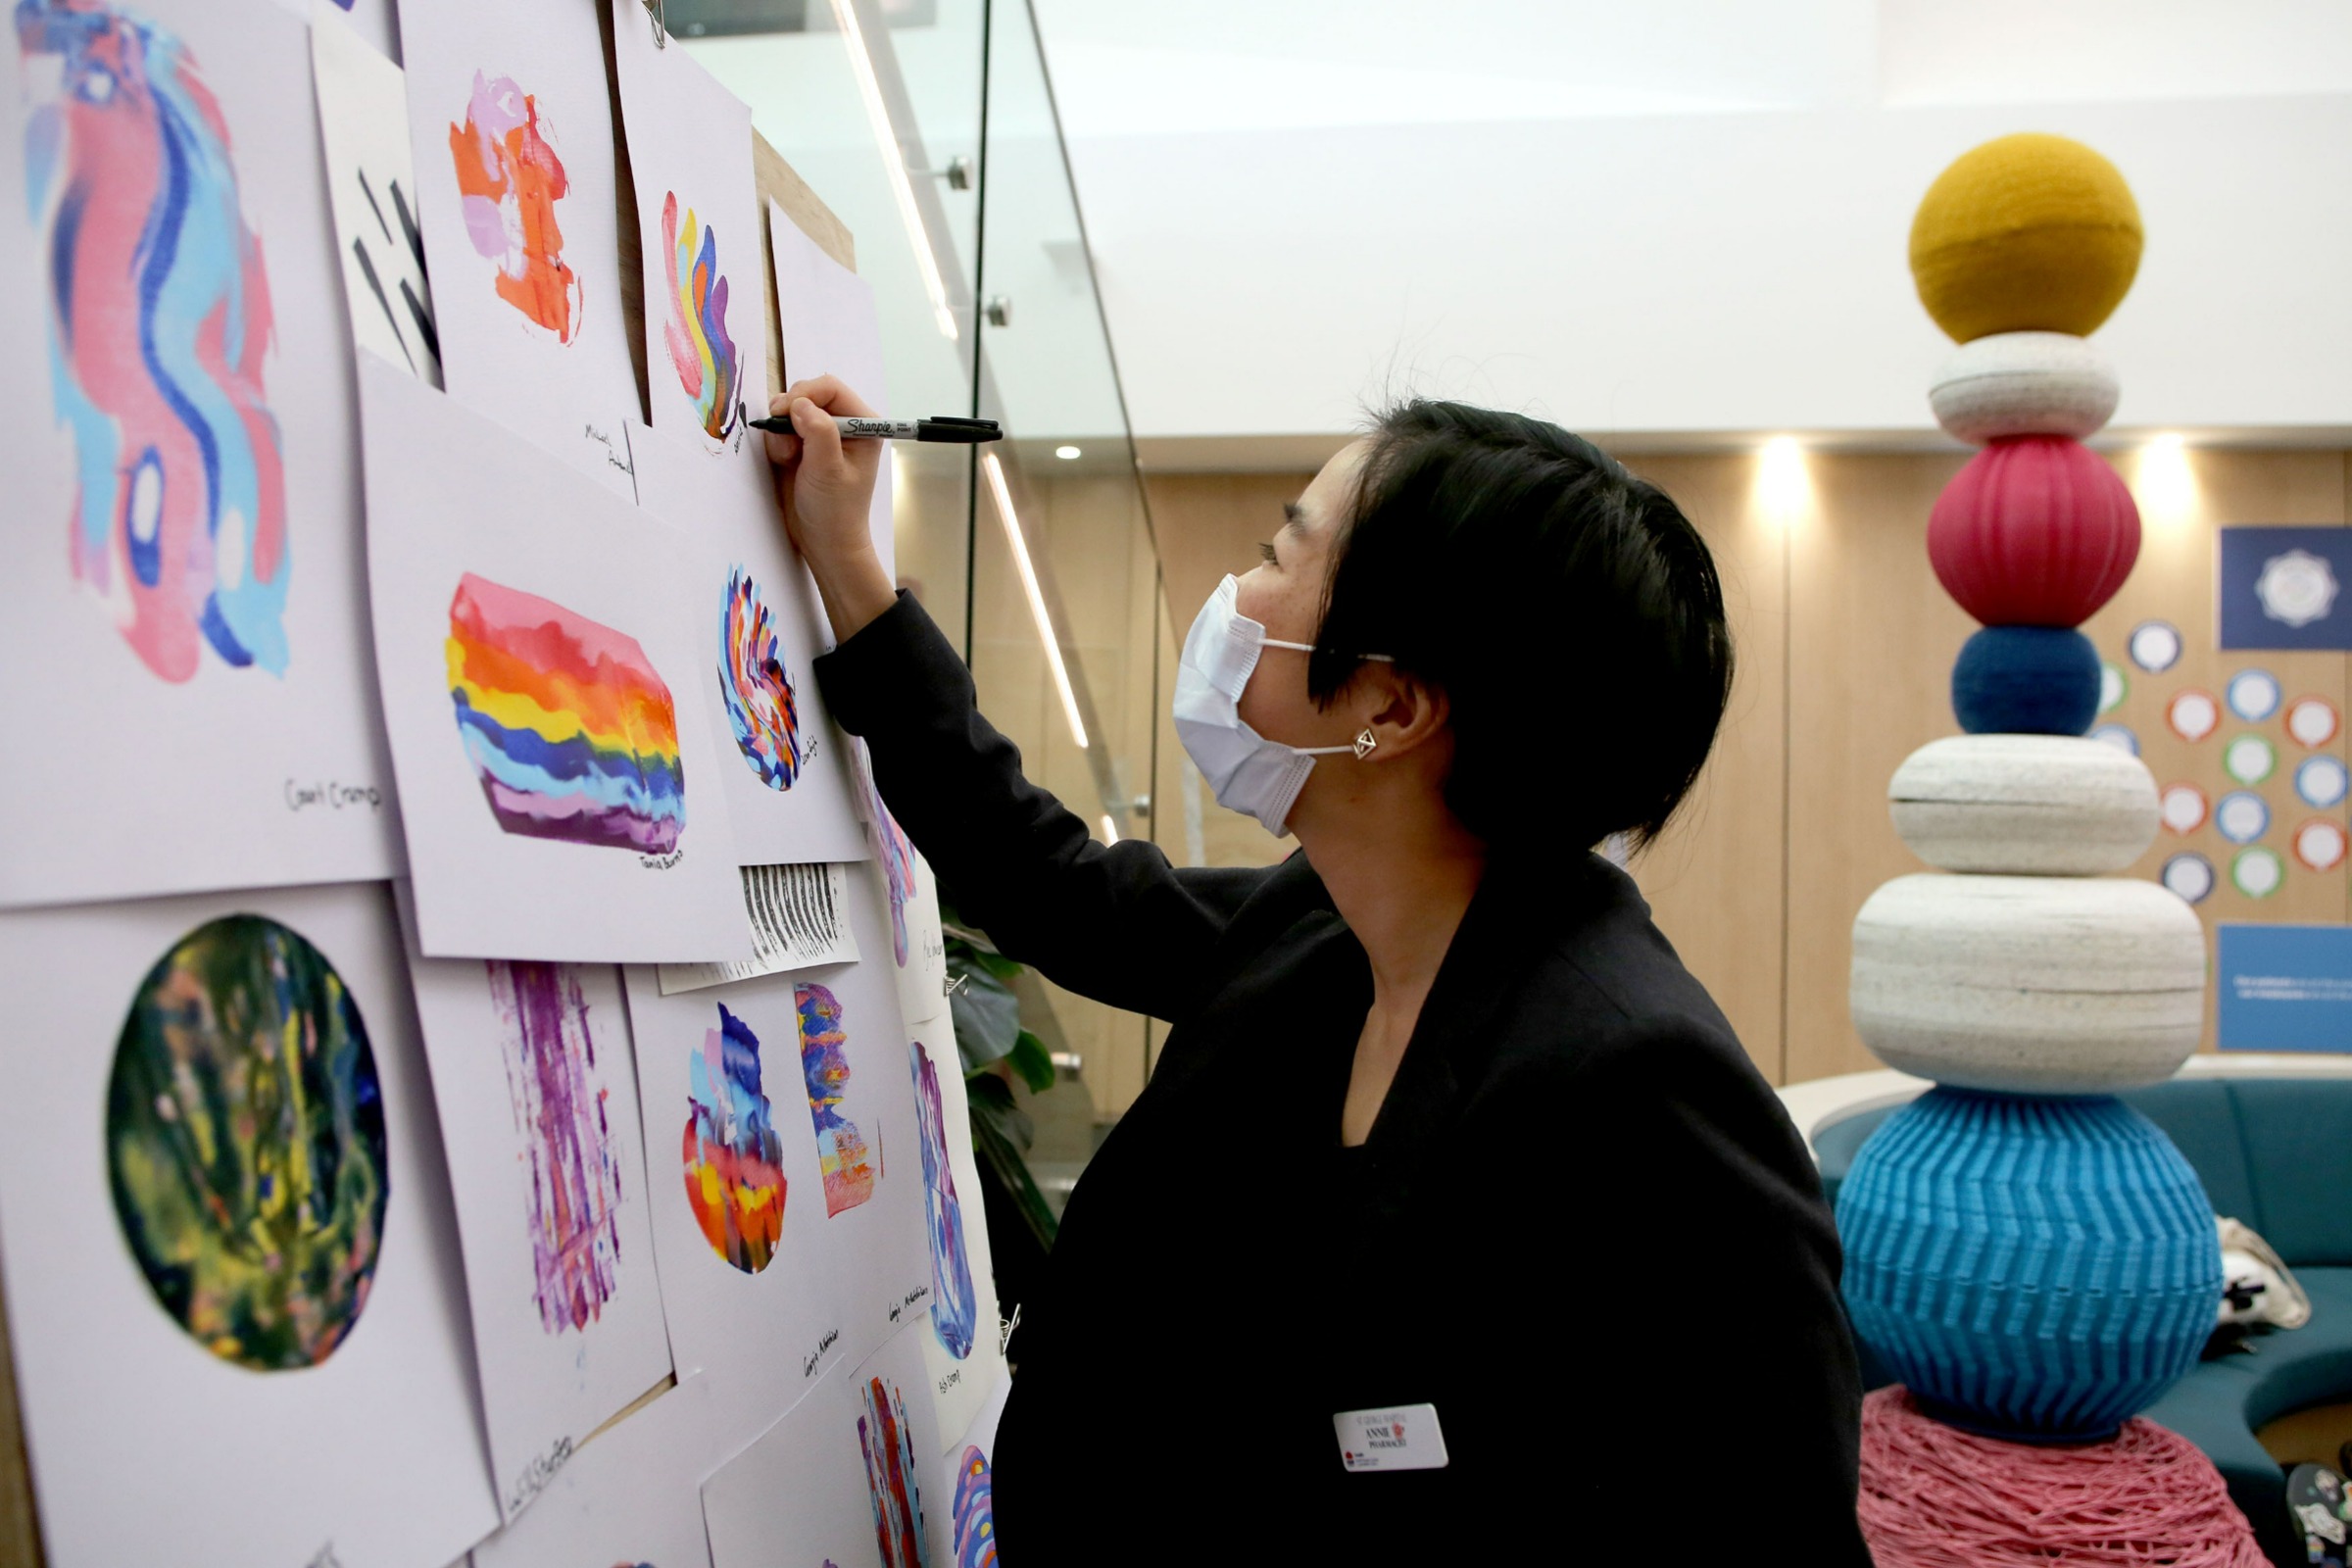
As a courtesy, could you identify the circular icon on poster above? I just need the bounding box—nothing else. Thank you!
[2286,697,2341,750]
[2226,669,2281,722]
[2214,791,2270,845]
[2158,784,2208,835]
[2089,723,2140,756]
[2224,733,2278,785]
[2296,755,2350,809]
[2231,846,2286,899]
[2293,818,2348,873]
[2256,548,2339,629]
[2128,620,2182,673]
[2160,853,2215,904]
[2167,690,2220,744]
[2098,662,2128,715]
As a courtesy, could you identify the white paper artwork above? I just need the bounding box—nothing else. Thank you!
[658,861,863,996]
[702,1322,952,1568]
[635,421,872,866]
[849,737,950,1028]
[911,1020,1005,1450]
[610,0,764,456]
[398,0,645,495]
[0,0,401,908]
[395,894,676,1524]
[622,870,929,1458]
[767,196,895,578]
[267,0,401,61]
[312,2,442,384]
[0,881,497,1568]
[472,1374,718,1568]
[934,1368,1010,1566]
[359,355,750,962]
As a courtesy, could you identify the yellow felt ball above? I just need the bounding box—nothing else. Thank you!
[1909,133,2143,342]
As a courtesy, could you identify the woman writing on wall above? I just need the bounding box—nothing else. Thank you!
[767,380,1869,1562]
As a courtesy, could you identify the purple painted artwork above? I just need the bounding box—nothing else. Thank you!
[487,959,626,1333]
[912,1040,977,1359]
[850,737,917,964]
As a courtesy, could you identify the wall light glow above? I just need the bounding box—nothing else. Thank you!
[1758,436,1811,525]
[2135,434,2196,527]
[1054,445,1082,461]
[982,451,1089,750]
[829,0,958,340]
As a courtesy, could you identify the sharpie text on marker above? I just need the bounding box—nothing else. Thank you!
[746,414,1003,444]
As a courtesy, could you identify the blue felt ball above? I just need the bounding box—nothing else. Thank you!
[1951,625,2101,735]
[1837,1087,2222,1442]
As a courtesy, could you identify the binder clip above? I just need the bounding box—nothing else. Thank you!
[642,0,668,48]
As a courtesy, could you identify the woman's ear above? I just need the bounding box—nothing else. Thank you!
[1359,670,1449,761]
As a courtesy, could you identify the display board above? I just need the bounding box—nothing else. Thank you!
[0,3,994,1565]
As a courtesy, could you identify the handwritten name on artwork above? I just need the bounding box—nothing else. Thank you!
[887,1283,934,1325]
[507,1435,575,1516]
[304,1544,343,1568]
[802,1326,840,1378]
[640,848,686,870]
[285,779,383,813]
[937,1366,962,1397]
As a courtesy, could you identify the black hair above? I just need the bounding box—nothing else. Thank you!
[1308,400,1734,857]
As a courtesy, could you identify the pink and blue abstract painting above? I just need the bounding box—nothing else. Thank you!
[911,1040,977,1359]
[21,0,291,682]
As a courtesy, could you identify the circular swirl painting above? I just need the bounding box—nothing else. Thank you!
[106,914,389,1371]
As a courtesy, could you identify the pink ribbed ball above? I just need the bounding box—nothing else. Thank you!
[1929,435,2141,628]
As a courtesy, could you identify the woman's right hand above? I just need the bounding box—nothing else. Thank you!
[764,375,898,642]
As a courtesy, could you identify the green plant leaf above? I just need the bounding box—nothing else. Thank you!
[948,958,1022,1073]
[1006,1030,1057,1096]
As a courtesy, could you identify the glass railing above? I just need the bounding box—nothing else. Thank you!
[677,0,1171,1187]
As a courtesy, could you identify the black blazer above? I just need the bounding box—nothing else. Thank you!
[817,595,1870,1565]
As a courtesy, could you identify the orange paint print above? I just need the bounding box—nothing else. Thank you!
[449,71,583,342]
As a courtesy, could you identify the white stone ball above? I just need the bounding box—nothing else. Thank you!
[1928,331,2121,444]
[1889,735,2158,875]
[1850,872,2206,1094]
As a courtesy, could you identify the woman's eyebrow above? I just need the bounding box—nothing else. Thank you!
[1281,502,1307,535]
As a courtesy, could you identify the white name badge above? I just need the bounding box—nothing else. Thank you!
[1334,1403,1449,1473]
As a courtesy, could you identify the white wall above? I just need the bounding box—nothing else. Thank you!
[1033,1,2352,447]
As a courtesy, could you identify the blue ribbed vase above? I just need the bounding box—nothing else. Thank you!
[1837,1087,2223,1442]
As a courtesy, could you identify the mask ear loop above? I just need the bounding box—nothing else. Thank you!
[1260,643,1395,762]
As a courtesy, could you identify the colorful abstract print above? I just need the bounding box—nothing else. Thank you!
[683,1003,785,1273]
[798,981,875,1217]
[851,738,917,964]
[488,960,625,1335]
[106,914,387,1372]
[661,191,741,444]
[858,1377,930,1568]
[718,566,805,789]
[449,71,581,342]
[21,0,290,682]
[447,572,686,853]
[953,1447,996,1568]
[911,1041,977,1359]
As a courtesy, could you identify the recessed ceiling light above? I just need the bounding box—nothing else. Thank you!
[1054,445,1082,461]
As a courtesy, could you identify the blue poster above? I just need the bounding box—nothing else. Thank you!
[2219,526,2352,650]
[2217,924,2352,1052]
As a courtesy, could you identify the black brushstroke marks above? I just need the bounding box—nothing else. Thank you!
[350,237,414,371]
[350,168,440,374]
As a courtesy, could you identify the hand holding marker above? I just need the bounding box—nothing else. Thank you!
[747,412,1002,443]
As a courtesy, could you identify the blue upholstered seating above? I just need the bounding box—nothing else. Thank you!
[1816,1077,2352,1567]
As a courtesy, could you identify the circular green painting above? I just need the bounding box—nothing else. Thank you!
[106,914,389,1372]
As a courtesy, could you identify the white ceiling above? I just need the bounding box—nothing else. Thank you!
[1024,1,2352,446]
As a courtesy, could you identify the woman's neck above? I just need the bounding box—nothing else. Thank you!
[1296,800,1488,1009]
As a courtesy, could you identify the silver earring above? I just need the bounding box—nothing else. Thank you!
[1351,728,1378,760]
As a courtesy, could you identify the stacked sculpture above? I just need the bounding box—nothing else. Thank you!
[1838,135,2227,1446]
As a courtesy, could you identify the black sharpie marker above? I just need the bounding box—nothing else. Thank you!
[746,413,1003,443]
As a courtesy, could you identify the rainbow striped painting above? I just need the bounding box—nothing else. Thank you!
[446,572,686,853]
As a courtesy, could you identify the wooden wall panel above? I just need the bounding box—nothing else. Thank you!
[1622,455,1788,1083]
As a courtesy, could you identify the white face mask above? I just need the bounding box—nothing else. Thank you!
[1171,574,1389,838]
